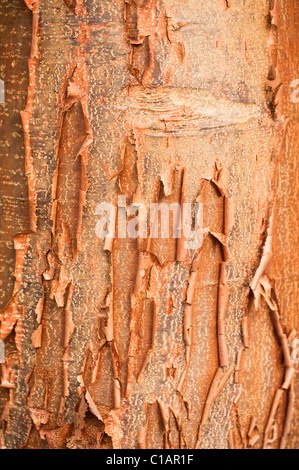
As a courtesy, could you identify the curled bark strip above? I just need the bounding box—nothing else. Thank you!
[280,380,295,449]
[217,262,229,367]
[200,365,234,428]
[281,366,295,390]
[0,234,31,382]
[243,270,296,448]
[31,324,42,348]
[241,315,250,349]
[126,252,155,394]
[110,341,122,409]
[52,49,93,258]
[247,416,260,448]
[228,428,235,449]
[257,276,297,447]
[137,407,148,449]
[263,388,284,448]
[77,374,103,423]
[251,215,273,295]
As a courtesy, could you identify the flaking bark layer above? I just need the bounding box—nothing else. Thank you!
[0,0,298,449]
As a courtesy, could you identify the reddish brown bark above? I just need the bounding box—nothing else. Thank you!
[0,0,298,449]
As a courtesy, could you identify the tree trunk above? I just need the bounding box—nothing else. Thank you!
[0,0,298,449]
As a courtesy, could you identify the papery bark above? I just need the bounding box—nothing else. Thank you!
[0,0,298,449]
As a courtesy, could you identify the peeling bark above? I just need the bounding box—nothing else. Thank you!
[0,0,298,449]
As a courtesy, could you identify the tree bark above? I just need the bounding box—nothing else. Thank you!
[0,0,298,449]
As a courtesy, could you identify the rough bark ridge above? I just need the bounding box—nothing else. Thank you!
[0,0,298,449]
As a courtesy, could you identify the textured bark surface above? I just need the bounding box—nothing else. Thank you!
[0,0,298,449]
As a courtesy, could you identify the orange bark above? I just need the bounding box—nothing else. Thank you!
[0,0,298,449]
